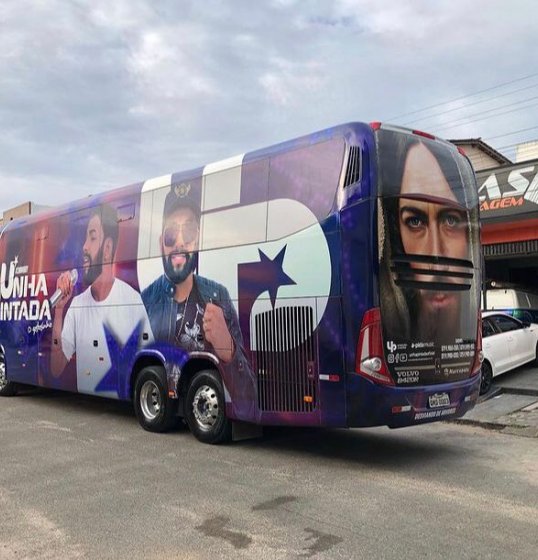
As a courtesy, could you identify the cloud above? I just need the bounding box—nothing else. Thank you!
[259,58,325,107]
[0,0,537,212]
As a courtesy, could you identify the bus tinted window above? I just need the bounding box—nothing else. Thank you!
[377,130,481,385]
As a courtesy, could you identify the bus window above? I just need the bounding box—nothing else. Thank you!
[148,186,171,259]
[200,160,268,250]
[376,128,481,386]
[202,158,242,212]
[58,207,98,274]
[137,189,154,260]
[110,198,138,265]
[266,138,345,241]
[117,203,135,223]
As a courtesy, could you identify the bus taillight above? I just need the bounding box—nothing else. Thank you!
[411,129,436,140]
[356,308,394,385]
[470,318,483,377]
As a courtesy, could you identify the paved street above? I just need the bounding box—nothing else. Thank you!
[1,389,537,560]
[458,364,538,437]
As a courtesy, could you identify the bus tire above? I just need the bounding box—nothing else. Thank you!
[0,355,17,397]
[134,366,177,433]
[479,361,493,396]
[185,370,231,444]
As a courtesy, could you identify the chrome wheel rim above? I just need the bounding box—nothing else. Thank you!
[0,360,7,390]
[140,380,161,420]
[192,385,219,431]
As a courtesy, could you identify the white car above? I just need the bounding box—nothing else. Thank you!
[481,311,538,395]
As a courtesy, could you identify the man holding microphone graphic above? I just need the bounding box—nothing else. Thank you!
[50,204,153,394]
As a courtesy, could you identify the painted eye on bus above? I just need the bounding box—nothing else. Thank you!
[441,210,466,228]
[400,209,427,230]
[163,222,199,247]
[405,215,425,229]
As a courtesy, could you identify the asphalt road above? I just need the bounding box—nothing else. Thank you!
[1,389,537,560]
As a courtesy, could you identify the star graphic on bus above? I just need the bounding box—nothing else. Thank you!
[240,246,296,308]
[236,245,296,346]
[95,321,142,398]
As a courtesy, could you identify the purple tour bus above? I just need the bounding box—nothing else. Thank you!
[0,122,482,443]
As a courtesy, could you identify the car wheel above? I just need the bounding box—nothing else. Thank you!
[479,361,493,396]
[134,365,178,432]
[185,370,231,444]
[0,355,17,397]
[534,342,538,367]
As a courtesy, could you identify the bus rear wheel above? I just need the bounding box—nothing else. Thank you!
[185,370,231,444]
[0,355,17,397]
[134,366,177,432]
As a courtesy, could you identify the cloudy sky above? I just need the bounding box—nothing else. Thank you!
[1,0,537,211]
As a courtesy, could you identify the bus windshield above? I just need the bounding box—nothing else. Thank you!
[376,128,481,386]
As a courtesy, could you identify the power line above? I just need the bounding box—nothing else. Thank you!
[496,140,538,153]
[430,99,538,134]
[388,72,538,121]
[485,126,538,141]
[426,95,538,130]
[401,82,538,127]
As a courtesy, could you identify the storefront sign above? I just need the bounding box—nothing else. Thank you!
[478,161,538,221]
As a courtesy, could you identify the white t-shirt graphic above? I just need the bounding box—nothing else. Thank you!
[61,278,154,395]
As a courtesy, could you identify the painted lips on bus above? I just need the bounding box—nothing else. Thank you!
[0,121,482,444]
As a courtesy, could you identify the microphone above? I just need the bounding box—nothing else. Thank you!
[50,269,79,308]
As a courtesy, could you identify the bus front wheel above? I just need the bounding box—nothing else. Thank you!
[185,370,231,444]
[134,366,177,432]
[0,355,17,397]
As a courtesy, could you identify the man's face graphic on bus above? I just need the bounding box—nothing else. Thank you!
[398,143,470,313]
[82,213,105,286]
[160,206,199,285]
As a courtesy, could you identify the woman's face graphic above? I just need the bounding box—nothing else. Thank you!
[398,143,470,315]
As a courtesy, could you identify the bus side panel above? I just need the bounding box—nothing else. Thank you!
[193,137,347,425]
[316,219,346,427]
[340,198,377,374]
[1,186,146,398]
[0,220,41,387]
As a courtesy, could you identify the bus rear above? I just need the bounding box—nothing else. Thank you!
[347,123,482,428]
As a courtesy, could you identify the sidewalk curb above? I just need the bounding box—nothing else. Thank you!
[449,386,538,438]
[450,417,538,438]
[498,387,538,397]
[450,418,507,431]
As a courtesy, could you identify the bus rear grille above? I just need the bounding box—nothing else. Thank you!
[254,306,317,413]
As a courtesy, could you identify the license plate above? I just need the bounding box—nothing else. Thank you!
[428,392,450,408]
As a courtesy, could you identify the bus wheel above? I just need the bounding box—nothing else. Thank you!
[479,361,493,396]
[0,355,17,397]
[134,366,177,432]
[185,370,231,444]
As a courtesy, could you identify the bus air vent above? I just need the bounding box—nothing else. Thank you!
[390,253,474,291]
[254,306,317,413]
[343,145,362,188]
